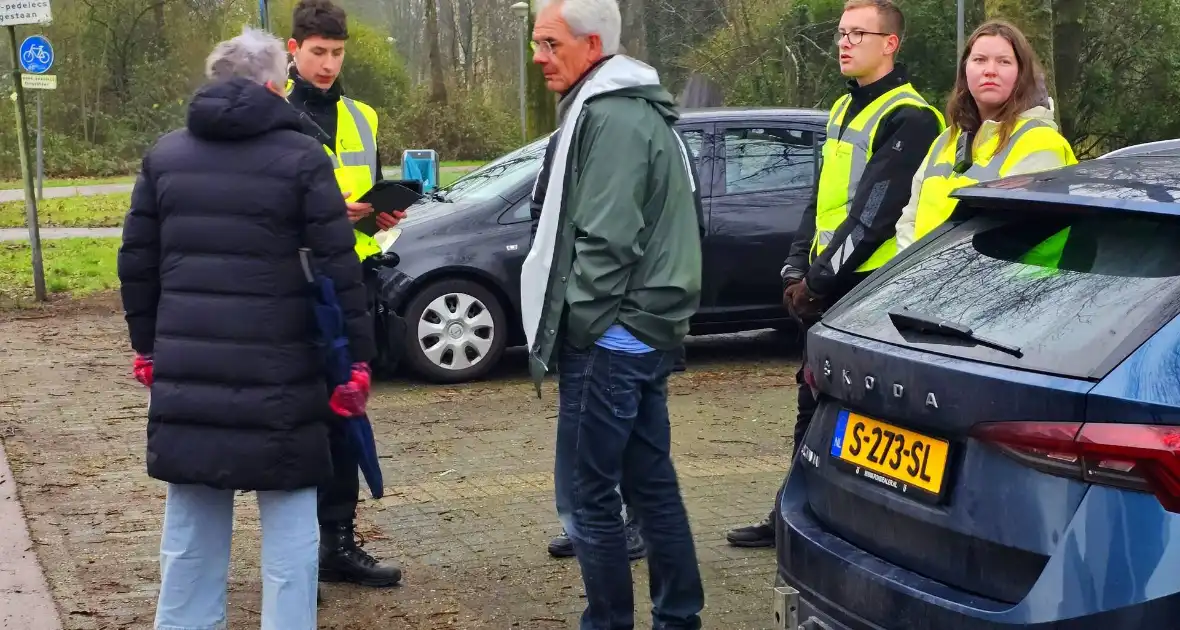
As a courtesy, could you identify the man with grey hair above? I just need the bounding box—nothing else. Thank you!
[119,25,373,630]
[521,0,706,626]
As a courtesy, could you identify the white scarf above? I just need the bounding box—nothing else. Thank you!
[519,55,666,355]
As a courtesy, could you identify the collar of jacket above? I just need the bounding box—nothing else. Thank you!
[556,55,615,121]
[287,67,344,109]
[845,63,911,108]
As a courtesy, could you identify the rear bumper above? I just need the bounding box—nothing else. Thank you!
[775,463,1180,629]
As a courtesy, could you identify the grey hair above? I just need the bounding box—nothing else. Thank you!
[205,26,288,88]
[537,0,622,56]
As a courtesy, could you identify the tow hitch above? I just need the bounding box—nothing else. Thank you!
[773,585,833,630]
[772,585,799,629]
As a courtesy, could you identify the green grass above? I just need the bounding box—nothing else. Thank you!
[0,175,136,189]
[0,238,120,302]
[440,171,465,188]
[0,194,130,228]
[440,160,486,168]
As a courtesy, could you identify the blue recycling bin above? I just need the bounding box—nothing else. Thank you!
[401,149,440,193]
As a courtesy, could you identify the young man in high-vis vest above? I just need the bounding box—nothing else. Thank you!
[725,0,944,549]
[286,0,403,588]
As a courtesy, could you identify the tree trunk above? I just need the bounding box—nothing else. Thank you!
[619,0,647,60]
[985,0,1056,104]
[424,0,448,103]
[526,1,557,138]
[1052,0,1084,139]
[458,0,475,86]
[441,0,460,76]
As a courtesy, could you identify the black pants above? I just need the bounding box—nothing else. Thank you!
[319,418,360,526]
[793,361,818,459]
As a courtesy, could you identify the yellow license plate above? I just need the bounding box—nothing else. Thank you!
[831,411,950,496]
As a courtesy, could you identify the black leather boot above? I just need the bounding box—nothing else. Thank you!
[319,522,402,587]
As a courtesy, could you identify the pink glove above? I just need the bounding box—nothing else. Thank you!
[329,363,371,417]
[133,354,154,387]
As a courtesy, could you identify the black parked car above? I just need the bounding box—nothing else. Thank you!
[371,107,829,383]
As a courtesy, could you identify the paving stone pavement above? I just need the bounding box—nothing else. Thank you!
[0,439,62,630]
[0,227,124,242]
[0,302,799,629]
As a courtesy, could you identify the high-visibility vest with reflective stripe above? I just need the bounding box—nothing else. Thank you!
[813,83,945,273]
[911,118,1077,243]
[286,80,383,261]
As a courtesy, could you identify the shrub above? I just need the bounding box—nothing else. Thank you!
[382,89,521,162]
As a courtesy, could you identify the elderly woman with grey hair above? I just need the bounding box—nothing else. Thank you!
[117,26,375,630]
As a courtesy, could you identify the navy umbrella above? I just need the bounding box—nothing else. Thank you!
[299,248,384,499]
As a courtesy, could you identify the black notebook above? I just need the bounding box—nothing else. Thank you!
[353,180,423,236]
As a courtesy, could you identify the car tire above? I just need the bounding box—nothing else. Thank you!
[401,278,507,383]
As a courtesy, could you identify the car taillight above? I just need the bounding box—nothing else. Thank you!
[971,422,1180,513]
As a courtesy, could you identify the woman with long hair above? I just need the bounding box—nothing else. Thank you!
[895,19,1076,250]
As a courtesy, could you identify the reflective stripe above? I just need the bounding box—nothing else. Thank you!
[340,153,372,167]
[340,97,377,176]
[923,120,1054,181]
[843,93,931,200]
[828,233,856,274]
[825,96,852,138]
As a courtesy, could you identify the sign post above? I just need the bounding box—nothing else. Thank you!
[3,2,53,302]
[36,87,41,199]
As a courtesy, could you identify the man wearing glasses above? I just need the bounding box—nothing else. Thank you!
[521,0,706,624]
[725,0,944,549]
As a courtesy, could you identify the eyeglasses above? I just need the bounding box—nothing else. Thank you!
[834,29,891,46]
[530,39,559,56]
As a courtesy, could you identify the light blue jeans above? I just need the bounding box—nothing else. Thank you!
[154,483,319,630]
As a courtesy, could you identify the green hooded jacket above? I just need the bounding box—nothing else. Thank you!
[520,56,702,393]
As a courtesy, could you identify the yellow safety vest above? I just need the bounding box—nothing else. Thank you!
[286,80,383,261]
[911,118,1077,243]
[813,83,945,273]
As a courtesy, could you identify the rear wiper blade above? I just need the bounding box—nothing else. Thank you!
[429,189,451,203]
[888,307,1023,358]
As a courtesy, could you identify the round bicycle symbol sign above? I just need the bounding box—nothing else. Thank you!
[19,36,54,74]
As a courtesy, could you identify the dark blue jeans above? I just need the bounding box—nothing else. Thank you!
[554,343,704,630]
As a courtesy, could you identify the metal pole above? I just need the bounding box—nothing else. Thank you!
[7,26,47,302]
[519,18,527,142]
[259,0,269,31]
[956,0,965,59]
[36,90,43,201]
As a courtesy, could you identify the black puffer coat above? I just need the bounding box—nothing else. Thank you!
[117,77,376,491]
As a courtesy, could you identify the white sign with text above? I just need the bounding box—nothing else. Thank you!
[21,73,55,90]
[0,0,51,27]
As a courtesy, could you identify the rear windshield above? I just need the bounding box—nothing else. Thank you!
[824,212,1180,379]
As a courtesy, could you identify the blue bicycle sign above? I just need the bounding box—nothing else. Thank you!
[19,36,54,74]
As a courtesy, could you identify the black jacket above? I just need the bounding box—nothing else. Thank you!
[117,77,376,491]
[784,64,942,299]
